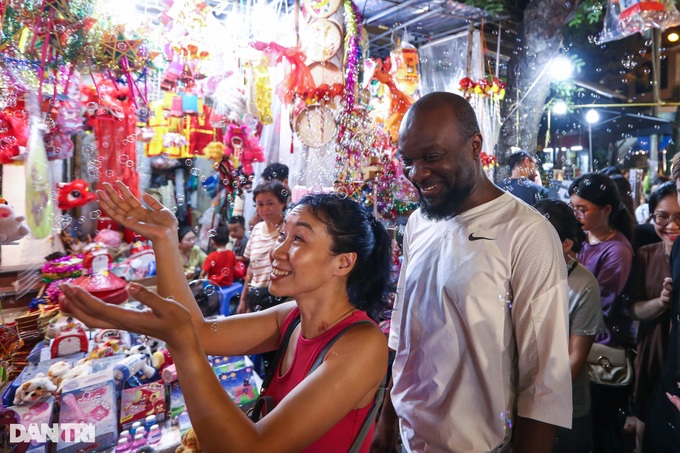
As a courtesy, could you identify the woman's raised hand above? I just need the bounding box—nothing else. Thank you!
[97,181,178,243]
[59,282,193,349]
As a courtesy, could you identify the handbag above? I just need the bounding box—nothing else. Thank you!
[248,314,386,453]
[587,343,635,386]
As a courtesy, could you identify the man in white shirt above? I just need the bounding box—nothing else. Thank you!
[372,92,572,453]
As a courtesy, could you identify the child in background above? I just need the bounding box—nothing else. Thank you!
[227,216,249,262]
[199,226,237,287]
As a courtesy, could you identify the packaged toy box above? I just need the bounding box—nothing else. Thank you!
[57,371,118,453]
[120,380,166,429]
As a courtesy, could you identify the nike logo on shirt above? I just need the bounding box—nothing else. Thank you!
[468,233,495,241]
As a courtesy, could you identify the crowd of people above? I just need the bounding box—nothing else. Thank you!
[58,91,680,453]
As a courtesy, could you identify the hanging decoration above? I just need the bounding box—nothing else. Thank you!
[459,76,506,101]
[82,80,139,197]
[250,41,316,105]
[599,0,680,43]
[372,58,414,143]
[389,39,420,96]
[56,179,97,210]
[24,116,53,239]
[0,0,96,96]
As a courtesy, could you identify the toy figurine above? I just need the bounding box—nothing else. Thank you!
[113,354,156,382]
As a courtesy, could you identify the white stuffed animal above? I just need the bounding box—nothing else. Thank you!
[57,361,92,391]
[13,373,57,405]
[47,361,71,387]
[0,198,29,245]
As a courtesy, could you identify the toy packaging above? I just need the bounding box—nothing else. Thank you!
[57,371,118,453]
[0,397,55,453]
[214,366,261,408]
[120,380,166,429]
[168,380,186,418]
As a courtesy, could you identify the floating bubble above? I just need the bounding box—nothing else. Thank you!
[90,210,102,220]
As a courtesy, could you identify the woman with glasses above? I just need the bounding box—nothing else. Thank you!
[626,181,678,450]
[568,172,636,453]
[237,180,288,314]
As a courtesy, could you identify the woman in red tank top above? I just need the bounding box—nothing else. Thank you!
[60,182,391,453]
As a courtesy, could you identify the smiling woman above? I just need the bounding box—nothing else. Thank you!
[59,182,392,453]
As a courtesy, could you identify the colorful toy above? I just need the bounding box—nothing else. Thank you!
[119,381,166,429]
[113,354,156,382]
[87,339,124,361]
[176,427,202,453]
[151,349,173,370]
[13,373,57,405]
[57,179,97,210]
[50,329,88,359]
[0,196,30,245]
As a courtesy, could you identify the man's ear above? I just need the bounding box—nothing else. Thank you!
[335,252,357,277]
[470,132,483,160]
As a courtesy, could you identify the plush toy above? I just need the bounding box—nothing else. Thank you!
[57,361,92,392]
[13,374,57,405]
[45,314,86,340]
[176,427,203,453]
[47,361,72,387]
[0,196,30,245]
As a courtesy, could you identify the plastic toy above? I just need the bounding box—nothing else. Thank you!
[50,329,88,359]
[113,354,156,382]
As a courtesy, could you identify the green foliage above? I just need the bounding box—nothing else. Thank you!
[568,0,604,27]
[465,0,506,16]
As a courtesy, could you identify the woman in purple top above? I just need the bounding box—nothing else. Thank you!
[568,172,636,453]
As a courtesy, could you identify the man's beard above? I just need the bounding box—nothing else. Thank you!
[418,183,474,221]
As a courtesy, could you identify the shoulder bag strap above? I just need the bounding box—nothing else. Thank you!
[305,320,387,453]
[250,314,301,421]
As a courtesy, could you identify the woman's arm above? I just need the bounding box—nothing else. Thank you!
[60,284,387,453]
[631,278,672,321]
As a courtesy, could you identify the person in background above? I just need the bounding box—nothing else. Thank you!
[178,226,207,281]
[248,163,290,230]
[61,182,391,453]
[568,172,636,453]
[227,215,249,261]
[608,173,636,217]
[534,199,606,453]
[499,150,550,206]
[199,226,237,288]
[641,155,680,452]
[635,175,669,223]
[380,92,571,452]
[238,180,288,314]
[625,181,678,452]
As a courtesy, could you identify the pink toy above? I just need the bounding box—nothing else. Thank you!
[0,197,30,245]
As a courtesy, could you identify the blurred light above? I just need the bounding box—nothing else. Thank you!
[549,56,573,81]
[552,100,568,115]
[544,147,554,152]
[586,109,600,124]
[571,146,583,151]
[669,32,679,43]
